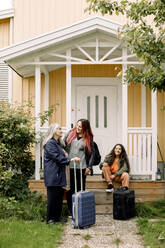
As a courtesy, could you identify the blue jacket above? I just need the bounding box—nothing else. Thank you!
[44,138,70,187]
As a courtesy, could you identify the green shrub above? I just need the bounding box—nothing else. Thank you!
[136,199,165,219]
[0,192,47,221]
[136,202,154,218]
[151,199,165,218]
[0,101,35,200]
[16,192,47,221]
[0,196,18,219]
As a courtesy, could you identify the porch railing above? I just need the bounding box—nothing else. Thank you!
[128,127,155,179]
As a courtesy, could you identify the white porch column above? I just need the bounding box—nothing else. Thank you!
[35,63,41,180]
[141,85,146,127]
[151,90,157,180]
[122,47,128,149]
[44,72,49,127]
[66,50,72,129]
[8,17,14,103]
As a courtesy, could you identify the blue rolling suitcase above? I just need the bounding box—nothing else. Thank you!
[113,188,135,220]
[72,162,96,228]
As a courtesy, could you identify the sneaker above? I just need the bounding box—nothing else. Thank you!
[47,220,57,225]
[68,210,72,219]
[106,184,114,193]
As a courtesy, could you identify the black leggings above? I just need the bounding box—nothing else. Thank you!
[66,168,86,214]
[46,186,64,222]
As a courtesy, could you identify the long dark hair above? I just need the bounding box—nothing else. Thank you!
[107,144,130,172]
[66,119,93,152]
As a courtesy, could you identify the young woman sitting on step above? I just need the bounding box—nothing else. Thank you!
[100,144,130,193]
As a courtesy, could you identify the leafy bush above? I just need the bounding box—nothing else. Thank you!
[0,101,35,200]
[0,193,46,221]
[0,196,18,219]
[0,193,69,222]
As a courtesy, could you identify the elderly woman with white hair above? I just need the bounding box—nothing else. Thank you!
[43,123,80,225]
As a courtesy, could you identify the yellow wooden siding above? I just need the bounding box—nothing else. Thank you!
[49,68,66,126]
[0,19,10,48]
[72,65,122,77]
[13,0,126,43]
[146,86,151,127]
[128,83,141,127]
[12,72,23,103]
[22,76,35,116]
[22,75,45,118]
[41,75,45,114]
[157,91,165,161]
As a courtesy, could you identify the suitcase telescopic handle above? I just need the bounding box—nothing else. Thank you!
[74,160,83,193]
[72,202,75,219]
[74,161,77,193]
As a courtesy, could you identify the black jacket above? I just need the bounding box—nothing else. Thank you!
[44,138,70,187]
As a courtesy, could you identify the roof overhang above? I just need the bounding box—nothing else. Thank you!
[0,16,141,77]
[0,8,14,20]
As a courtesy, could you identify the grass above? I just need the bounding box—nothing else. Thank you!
[82,234,92,240]
[0,218,64,248]
[136,199,165,248]
[137,218,165,248]
[114,237,122,247]
[136,199,165,219]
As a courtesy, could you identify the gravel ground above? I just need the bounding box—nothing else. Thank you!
[58,214,144,248]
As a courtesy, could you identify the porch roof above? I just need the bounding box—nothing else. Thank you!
[0,8,14,20]
[0,16,141,77]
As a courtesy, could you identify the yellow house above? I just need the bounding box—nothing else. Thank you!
[0,0,165,183]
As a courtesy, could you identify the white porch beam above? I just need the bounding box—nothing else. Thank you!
[80,41,118,47]
[35,62,41,180]
[151,90,157,180]
[122,47,128,149]
[102,53,136,63]
[99,44,120,62]
[96,38,99,62]
[66,50,72,129]
[15,61,144,65]
[76,45,95,62]
[50,53,90,63]
[141,85,146,127]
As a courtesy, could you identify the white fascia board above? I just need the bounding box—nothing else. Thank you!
[0,16,122,62]
[0,8,14,20]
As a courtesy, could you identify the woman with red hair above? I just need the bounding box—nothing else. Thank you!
[64,119,95,217]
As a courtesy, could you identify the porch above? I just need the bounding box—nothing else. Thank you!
[28,175,165,214]
[0,16,161,183]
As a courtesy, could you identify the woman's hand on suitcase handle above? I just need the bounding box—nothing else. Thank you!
[71,157,80,163]
[85,168,91,175]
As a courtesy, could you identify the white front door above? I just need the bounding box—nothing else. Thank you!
[72,78,122,174]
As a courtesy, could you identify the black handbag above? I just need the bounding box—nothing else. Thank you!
[93,142,101,166]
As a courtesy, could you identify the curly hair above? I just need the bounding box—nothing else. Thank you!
[106,144,130,172]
